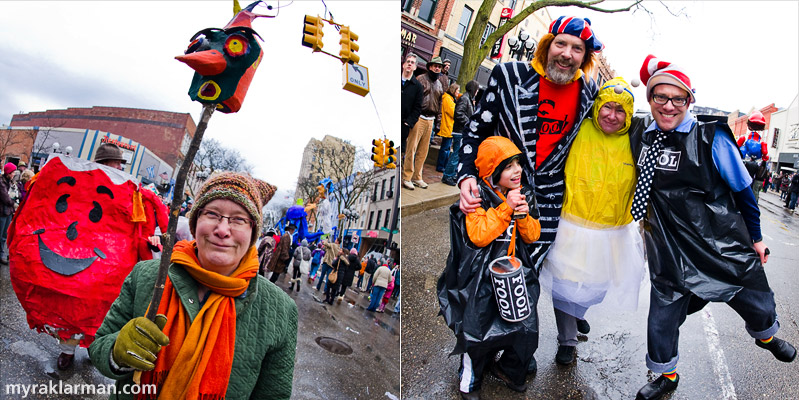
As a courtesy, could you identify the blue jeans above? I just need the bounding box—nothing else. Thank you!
[645,288,778,373]
[436,136,453,172]
[309,262,320,279]
[442,134,462,180]
[790,192,799,210]
[0,214,11,256]
[394,293,401,313]
[316,263,333,291]
[367,286,386,311]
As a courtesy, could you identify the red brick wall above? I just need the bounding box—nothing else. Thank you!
[402,0,454,57]
[9,107,196,167]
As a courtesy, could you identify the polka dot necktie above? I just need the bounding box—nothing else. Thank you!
[631,130,667,221]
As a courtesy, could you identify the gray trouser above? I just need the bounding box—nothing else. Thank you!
[554,307,578,347]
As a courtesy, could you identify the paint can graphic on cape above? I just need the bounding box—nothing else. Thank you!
[9,155,142,347]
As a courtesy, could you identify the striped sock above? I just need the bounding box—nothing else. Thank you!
[662,367,677,381]
[760,336,774,344]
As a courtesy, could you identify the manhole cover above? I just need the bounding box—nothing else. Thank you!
[315,336,353,355]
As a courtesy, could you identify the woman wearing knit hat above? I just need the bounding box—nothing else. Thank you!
[89,172,298,400]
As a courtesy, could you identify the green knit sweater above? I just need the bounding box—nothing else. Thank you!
[88,259,298,400]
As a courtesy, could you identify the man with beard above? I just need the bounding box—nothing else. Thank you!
[403,56,445,190]
[457,15,603,386]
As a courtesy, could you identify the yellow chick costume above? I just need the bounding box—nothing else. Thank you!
[541,77,646,319]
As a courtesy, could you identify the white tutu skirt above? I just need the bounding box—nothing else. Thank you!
[540,218,647,319]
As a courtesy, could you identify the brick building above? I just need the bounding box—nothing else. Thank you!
[10,106,196,168]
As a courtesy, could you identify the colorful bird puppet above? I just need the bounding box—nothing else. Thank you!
[275,199,325,244]
[9,156,155,346]
[737,111,769,161]
[176,1,272,113]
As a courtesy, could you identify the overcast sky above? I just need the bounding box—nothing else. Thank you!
[0,0,398,192]
[557,1,799,113]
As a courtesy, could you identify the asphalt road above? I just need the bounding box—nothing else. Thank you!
[0,265,400,399]
[401,190,799,399]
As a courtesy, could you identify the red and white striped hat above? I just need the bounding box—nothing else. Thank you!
[640,54,695,104]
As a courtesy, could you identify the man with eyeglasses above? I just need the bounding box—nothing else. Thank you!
[631,55,796,400]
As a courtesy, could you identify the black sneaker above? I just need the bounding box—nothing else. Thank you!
[441,177,457,186]
[489,362,527,393]
[555,345,576,365]
[756,337,797,362]
[577,319,591,334]
[460,390,481,400]
[635,374,679,400]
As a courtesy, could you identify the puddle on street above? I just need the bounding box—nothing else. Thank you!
[315,336,353,355]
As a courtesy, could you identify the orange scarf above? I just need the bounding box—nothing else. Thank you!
[138,240,258,400]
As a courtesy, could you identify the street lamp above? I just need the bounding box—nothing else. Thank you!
[51,142,73,156]
[342,208,359,248]
[507,30,536,61]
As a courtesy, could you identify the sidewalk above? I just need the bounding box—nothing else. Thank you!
[759,189,798,216]
[399,157,460,218]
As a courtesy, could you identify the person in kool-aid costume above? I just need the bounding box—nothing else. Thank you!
[8,154,154,370]
[438,136,541,399]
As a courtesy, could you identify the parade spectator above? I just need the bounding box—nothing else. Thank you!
[439,136,541,398]
[391,263,400,300]
[772,173,783,196]
[360,255,377,291]
[403,56,445,190]
[94,143,126,171]
[0,163,16,264]
[18,169,35,203]
[436,82,460,173]
[787,172,799,212]
[356,256,367,291]
[439,58,453,90]
[631,55,795,400]
[308,243,324,283]
[442,80,478,186]
[401,53,423,153]
[89,171,297,400]
[377,271,395,313]
[317,238,340,291]
[324,247,349,305]
[541,77,646,366]
[457,16,604,377]
[367,262,392,312]
[258,229,277,276]
[288,239,311,292]
[336,247,360,301]
[780,172,791,200]
[268,224,295,284]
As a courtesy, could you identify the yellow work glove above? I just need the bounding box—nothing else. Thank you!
[112,315,169,371]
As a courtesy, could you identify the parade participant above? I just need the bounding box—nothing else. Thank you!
[436,83,460,173]
[540,77,646,366]
[9,155,162,370]
[442,80,479,186]
[89,172,297,400]
[403,56,445,190]
[336,247,360,301]
[439,136,541,399]
[631,55,796,400]
[267,224,295,283]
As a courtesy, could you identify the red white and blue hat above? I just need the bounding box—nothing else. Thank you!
[640,54,696,103]
[548,16,604,52]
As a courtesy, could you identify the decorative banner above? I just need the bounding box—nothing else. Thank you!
[176,1,269,113]
[490,8,513,59]
[8,156,143,346]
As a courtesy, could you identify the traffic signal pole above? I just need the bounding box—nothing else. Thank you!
[385,163,401,259]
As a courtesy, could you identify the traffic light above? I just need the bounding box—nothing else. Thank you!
[371,138,384,167]
[302,15,324,52]
[383,139,397,169]
[338,26,360,64]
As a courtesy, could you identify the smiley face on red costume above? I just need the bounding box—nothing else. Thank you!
[9,155,142,346]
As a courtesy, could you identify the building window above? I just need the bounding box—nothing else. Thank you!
[418,0,437,23]
[381,179,387,200]
[402,0,413,13]
[374,183,379,199]
[368,211,374,230]
[384,209,391,228]
[508,0,517,10]
[480,23,496,48]
[390,176,395,192]
[773,128,780,148]
[455,6,473,42]
[375,210,382,230]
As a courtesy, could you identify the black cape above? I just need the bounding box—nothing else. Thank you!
[437,182,539,360]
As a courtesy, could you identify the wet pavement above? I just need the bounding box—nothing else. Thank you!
[0,264,399,399]
[401,190,799,399]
